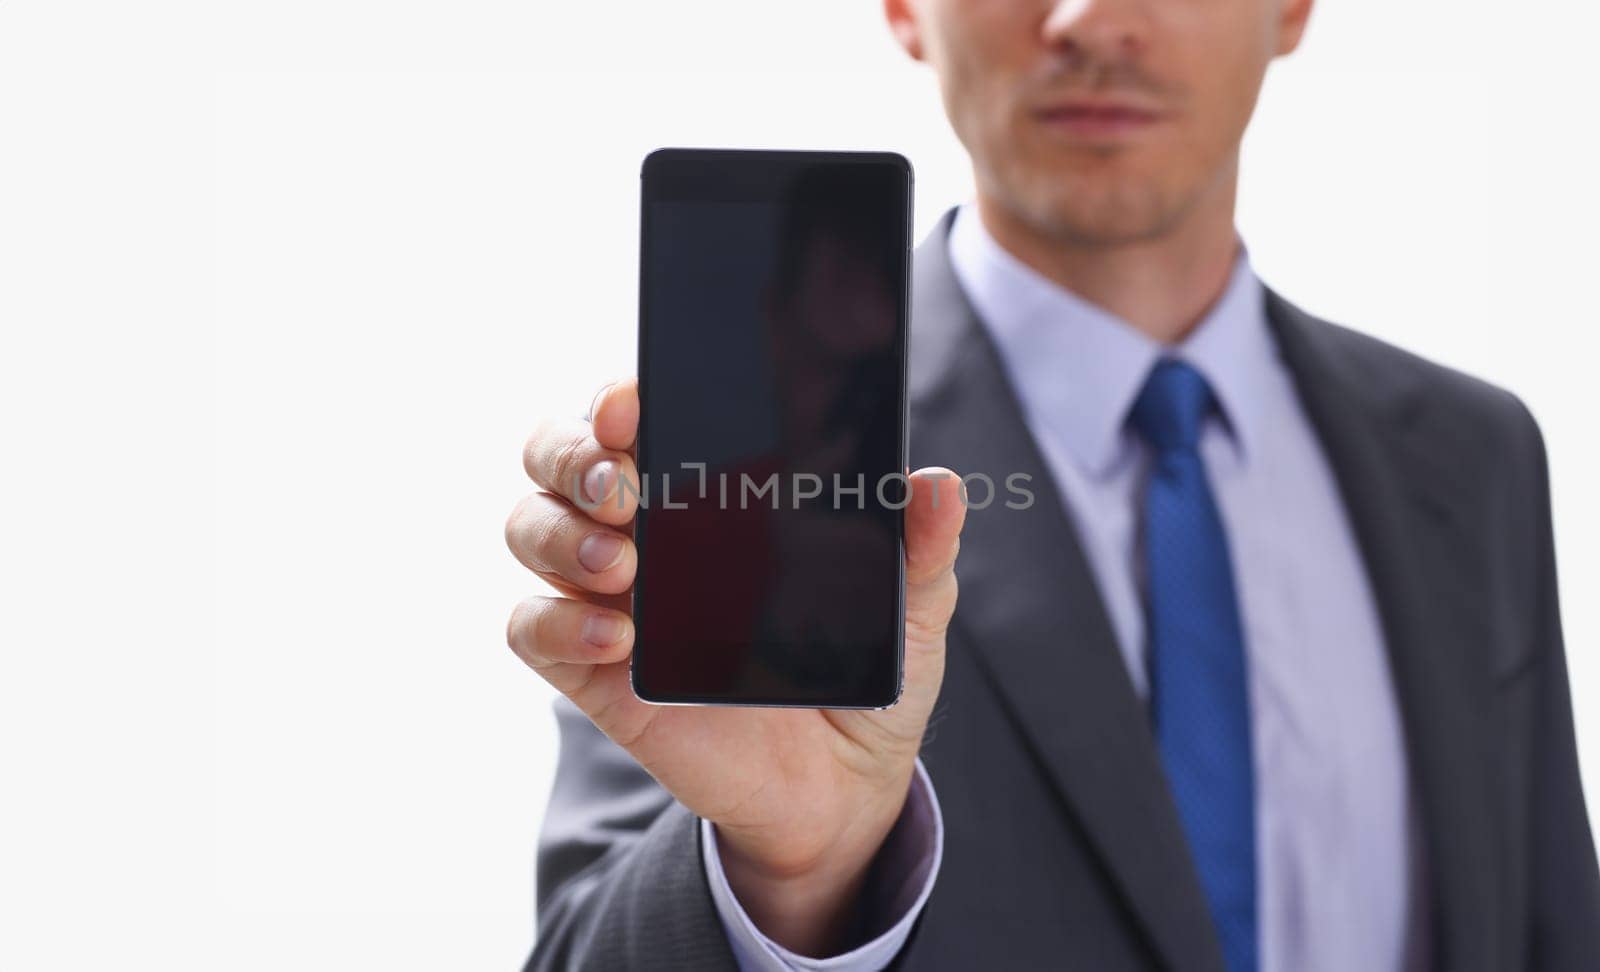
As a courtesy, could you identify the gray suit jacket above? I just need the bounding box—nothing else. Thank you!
[524,208,1600,971]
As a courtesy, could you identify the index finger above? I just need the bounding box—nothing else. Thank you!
[521,379,641,526]
[589,377,639,453]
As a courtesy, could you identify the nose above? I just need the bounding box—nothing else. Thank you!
[1041,0,1149,65]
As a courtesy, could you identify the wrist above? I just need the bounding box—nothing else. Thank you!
[714,772,914,956]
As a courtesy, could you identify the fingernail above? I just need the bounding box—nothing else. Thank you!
[578,532,625,573]
[587,381,617,423]
[581,613,627,646]
[583,460,618,504]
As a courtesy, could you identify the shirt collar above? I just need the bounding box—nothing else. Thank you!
[946,201,1274,477]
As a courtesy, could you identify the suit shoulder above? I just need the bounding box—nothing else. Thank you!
[1293,307,1543,449]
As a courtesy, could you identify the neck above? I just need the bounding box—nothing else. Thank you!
[974,159,1242,345]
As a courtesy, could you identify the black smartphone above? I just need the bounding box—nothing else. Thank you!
[631,147,913,709]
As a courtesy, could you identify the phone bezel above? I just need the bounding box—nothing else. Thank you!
[630,146,913,710]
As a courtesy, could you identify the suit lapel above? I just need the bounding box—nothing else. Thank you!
[909,209,1226,972]
[1264,292,1500,971]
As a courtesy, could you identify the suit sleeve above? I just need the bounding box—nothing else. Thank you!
[524,696,740,972]
[1519,406,1600,969]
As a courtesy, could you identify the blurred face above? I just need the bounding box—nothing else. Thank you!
[888,0,1311,246]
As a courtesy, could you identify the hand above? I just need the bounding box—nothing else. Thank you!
[505,378,965,956]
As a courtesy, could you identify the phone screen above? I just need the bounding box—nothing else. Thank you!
[632,149,911,708]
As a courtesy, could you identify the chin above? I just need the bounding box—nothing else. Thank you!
[1013,173,1181,248]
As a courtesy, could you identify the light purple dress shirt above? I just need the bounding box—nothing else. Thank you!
[702,201,1428,971]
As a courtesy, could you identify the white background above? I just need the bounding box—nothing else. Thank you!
[2,1,1596,968]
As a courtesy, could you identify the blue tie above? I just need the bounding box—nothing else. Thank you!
[1128,358,1258,972]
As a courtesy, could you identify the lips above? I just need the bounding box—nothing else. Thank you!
[1034,99,1167,139]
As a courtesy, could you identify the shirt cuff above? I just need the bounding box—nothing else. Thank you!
[699,756,943,972]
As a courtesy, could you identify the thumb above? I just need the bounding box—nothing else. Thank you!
[905,467,965,589]
[899,467,966,709]
[837,466,964,752]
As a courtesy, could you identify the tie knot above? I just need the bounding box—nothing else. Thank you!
[1129,358,1215,453]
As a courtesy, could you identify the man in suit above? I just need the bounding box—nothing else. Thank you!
[502,0,1600,968]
